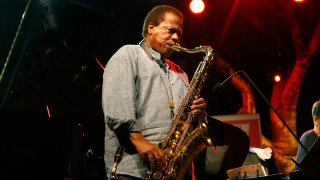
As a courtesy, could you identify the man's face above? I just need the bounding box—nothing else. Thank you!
[146,12,183,58]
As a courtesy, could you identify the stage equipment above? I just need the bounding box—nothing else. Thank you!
[213,70,320,178]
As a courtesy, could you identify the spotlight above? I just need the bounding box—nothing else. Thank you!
[274,74,281,83]
[293,0,305,3]
[190,0,205,14]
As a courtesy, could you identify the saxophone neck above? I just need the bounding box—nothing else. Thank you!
[171,43,214,61]
[201,46,214,61]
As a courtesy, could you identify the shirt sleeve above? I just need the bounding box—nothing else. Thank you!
[102,46,141,132]
[295,130,317,170]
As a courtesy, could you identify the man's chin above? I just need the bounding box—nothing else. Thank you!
[163,50,174,58]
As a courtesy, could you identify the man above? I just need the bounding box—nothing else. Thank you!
[295,100,320,170]
[102,5,207,179]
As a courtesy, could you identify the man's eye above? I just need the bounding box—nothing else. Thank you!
[169,29,178,35]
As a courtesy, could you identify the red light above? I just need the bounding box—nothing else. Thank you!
[274,74,281,82]
[190,0,205,14]
[46,104,51,118]
[294,0,305,3]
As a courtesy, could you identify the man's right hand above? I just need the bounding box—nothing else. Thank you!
[129,132,165,170]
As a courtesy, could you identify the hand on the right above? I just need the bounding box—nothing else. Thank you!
[129,132,165,170]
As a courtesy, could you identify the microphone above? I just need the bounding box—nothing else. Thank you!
[213,70,320,173]
[114,145,125,164]
[211,83,222,92]
[110,145,125,180]
[212,70,243,92]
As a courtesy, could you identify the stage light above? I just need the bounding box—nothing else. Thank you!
[274,74,281,83]
[293,0,305,3]
[190,0,205,14]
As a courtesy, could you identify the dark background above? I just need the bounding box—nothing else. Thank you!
[0,0,319,179]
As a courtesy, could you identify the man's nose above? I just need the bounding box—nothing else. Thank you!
[171,33,179,41]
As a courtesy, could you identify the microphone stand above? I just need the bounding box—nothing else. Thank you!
[109,146,125,180]
[213,70,320,174]
[0,0,33,107]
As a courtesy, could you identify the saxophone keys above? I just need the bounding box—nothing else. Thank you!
[174,131,181,139]
[153,172,163,180]
[169,140,177,149]
[164,148,173,157]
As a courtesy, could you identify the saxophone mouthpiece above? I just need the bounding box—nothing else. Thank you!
[170,43,183,52]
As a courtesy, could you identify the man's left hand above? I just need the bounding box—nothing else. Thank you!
[191,97,207,116]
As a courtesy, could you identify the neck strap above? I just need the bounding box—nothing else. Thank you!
[139,39,153,59]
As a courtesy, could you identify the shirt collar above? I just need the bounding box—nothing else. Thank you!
[149,47,162,61]
[139,39,163,62]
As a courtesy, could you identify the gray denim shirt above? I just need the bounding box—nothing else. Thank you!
[102,44,189,178]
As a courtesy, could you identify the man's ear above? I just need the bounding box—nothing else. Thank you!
[148,23,156,33]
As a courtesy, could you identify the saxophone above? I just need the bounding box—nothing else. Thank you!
[144,43,215,180]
